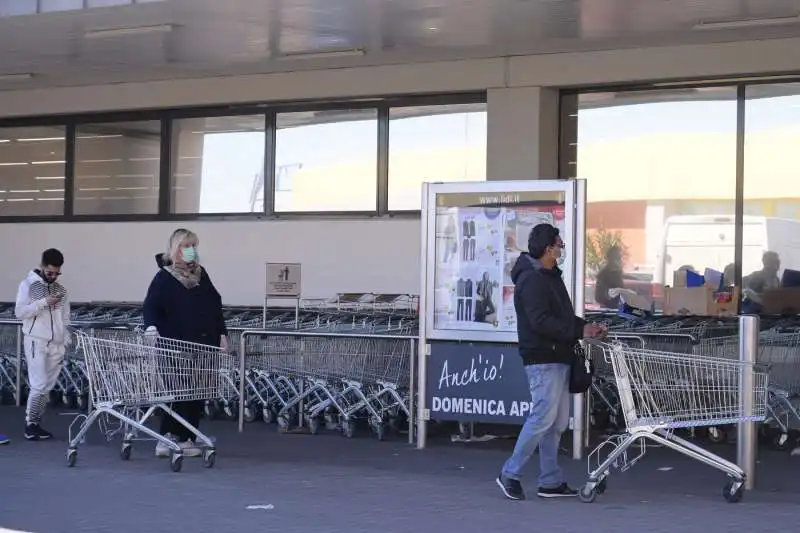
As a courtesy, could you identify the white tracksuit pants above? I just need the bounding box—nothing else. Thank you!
[24,337,66,425]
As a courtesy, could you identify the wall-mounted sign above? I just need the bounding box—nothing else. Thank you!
[265,263,302,298]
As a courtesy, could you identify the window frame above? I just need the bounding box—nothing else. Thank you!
[0,92,485,222]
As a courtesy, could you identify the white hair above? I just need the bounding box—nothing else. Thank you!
[161,228,199,265]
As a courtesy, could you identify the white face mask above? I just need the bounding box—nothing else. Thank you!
[552,245,566,267]
[182,246,198,263]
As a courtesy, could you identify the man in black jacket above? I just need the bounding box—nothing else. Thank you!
[496,223,604,501]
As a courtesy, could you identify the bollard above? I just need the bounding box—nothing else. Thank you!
[737,314,759,490]
[571,394,585,460]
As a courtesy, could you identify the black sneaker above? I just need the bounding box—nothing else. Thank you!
[537,483,578,498]
[496,474,525,500]
[24,424,53,441]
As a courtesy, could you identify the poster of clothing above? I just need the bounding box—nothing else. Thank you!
[433,194,567,334]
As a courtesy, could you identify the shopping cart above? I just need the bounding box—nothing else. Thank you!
[580,341,768,504]
[66,330,231,472]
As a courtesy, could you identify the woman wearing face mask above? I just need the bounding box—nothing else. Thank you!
[143,228,228,458]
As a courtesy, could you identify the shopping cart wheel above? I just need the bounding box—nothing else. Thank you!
[308,417,321,435]
[707,426,728,444]
[578,483,597,503]
[204,400,219,420]
[262,408,275,424]
[170,452,183,473]
[595,478,607,495]
[342,419,355,439]
[243,405,258,424]
[770,432,793,451]
[66,448,77,468]
[120,442,132,461]
[370,418,385,441]
[203,449,216,468]
[723,481,743,503]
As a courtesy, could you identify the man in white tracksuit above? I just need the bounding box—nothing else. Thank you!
[15,248,71,441]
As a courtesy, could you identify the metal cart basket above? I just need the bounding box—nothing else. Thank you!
[581,341,768,503]
[67,331,231,472]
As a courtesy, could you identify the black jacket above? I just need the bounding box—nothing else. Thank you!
[512,253,585,366]
[143,254,227,346]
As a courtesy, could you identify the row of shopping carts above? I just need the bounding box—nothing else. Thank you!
[582,312,800,453]
[0,294,419,444]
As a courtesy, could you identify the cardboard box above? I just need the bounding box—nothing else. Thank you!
[759,288,800,315]
[663,287,739,317]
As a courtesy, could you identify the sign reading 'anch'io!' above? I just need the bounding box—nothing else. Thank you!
[426,341,534,424]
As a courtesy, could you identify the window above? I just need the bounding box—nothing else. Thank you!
[87,0,131,6]
[40,0,82,12]
[0,126,66,216]
[743,83,800,296]
[565,87,738,311]
[170,115,265,214]
[388,103,487,211]
[74,121,161,215]
[0,1,35,17]
[275,109,378,212]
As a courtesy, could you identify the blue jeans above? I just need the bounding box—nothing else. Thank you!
[501,363,571,488]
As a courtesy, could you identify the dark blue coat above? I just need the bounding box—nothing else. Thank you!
[143,255,227,346]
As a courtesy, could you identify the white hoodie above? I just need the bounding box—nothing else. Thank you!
[15,270,71,345]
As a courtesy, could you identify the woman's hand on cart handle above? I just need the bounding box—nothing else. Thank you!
[144,326,159,345]
[583,322,607,339]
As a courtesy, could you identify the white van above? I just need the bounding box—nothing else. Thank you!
[655,215,800,286]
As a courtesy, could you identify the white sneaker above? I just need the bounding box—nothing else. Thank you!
[155,434,177,458]
[179,440,202,457]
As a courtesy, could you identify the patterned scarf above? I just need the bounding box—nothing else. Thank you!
[165,262,201,289]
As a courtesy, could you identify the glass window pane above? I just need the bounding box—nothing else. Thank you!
[74,121,161,215]
[388,103,487,211]
[0,126,66,216]
[170,115,265,214]
[40,0,82,12]
[87,0,130,7]
[570,87,738,311]
[744,83,800,300]
[0,1,36,17]
[275,109,377,212]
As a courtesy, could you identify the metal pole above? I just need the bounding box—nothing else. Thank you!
[737,314,759,490]
[416,341,427,449]
[408,338,416,445]
[15,326,22,407]
[238,331,247,433]
[572,179,587,460]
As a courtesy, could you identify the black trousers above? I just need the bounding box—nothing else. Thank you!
[160,400,203,442]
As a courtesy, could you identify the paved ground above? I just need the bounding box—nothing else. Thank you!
[0,407,797,533]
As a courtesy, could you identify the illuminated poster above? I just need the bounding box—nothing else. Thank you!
[433,190,569,335]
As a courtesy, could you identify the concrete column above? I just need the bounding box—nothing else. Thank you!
[486,86,560,181]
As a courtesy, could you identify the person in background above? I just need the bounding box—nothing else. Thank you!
[744,251,781,294]
[496,224,605,501]
[143,228,228,458]
[595,245,625,309]
[723,263,736,288]
[15,248,71,441]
